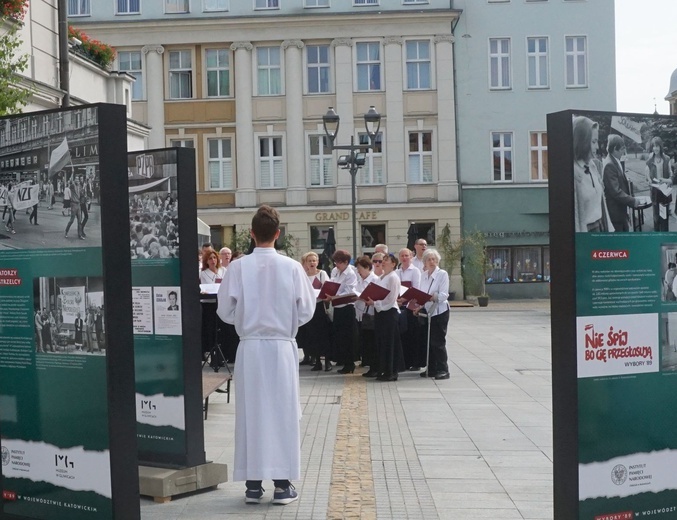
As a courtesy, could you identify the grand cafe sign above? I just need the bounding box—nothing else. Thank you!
[315,211,379,221]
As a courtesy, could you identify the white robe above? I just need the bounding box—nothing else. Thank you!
[216,247,316,481]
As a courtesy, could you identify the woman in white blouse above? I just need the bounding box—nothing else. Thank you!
[327,249,358,374]
[416,249,450,380]
[365,253,404,382]
[298,252,333,372]
[354,256,378,377]
[199,249,226,364]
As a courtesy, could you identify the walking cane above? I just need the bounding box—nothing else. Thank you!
[424,309,432,377]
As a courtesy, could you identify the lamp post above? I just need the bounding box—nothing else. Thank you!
[322,106,381,260]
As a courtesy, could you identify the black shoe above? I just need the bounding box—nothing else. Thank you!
[408,366,421,371]
[420,371,436,378]
[311,362,323,371]
[337,365,355,374]
[362,369,378,378]
[299,358,312,366]
[377,374,398,382]
[435,372,450,380]
[324,364,333,372]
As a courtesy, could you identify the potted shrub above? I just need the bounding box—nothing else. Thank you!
[438,223,462,301]
[462,230,489,307]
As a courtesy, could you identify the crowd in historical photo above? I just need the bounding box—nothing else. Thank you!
[129,192,179,259]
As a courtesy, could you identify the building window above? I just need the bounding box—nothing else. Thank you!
[307,45,330,94]
[168,50,192,99]
[358,132,383,185]
[170,138,194,148]
[309,135,333,187]
[118,51,143,100]
[259,136,284,188]
[489,38,511,90]
[405,40,431,90]
[356,42,381,91]
[408,222,436,246]
[165,0,189,12]
[208,138,233,190]
[117,0,140,14]
[486,246,549,284]
[491,132,513,182]
[361,224,386,250]
[205,49,230,97]
[404,0,428,3]
[310,225,334,250]
[565,36,587,87]
[257,47,282,96]
[68,0,90,16]
[354,0,378,4]
[255,0,279,8]
[204,0,228,10]
[408,131,433,183]
[527,37,548,89]
[305,0,329,5]
[530,131,548,181]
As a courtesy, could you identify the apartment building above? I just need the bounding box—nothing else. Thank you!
[453,0,616,298]
[668,67,677,116]
[70,0,463,291]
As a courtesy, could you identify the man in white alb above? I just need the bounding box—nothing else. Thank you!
[217,205,316,505]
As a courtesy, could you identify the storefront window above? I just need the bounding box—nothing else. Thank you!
[513,247,541,282]
[310,224,334,250]
[486,247,511,283]
[485,245,548,283]
[410,222,435,246]
[361,223,386,250]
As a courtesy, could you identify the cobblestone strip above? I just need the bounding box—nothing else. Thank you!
[326,374,377,520]
[369,382,440,519]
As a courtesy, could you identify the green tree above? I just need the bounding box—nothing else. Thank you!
[0,21,31,115]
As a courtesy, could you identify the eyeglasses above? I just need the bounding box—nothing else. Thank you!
[372,260,382,264]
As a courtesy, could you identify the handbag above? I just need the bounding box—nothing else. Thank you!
[324,302,334,322]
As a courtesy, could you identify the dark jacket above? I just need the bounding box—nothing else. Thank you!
[603,156,635,226]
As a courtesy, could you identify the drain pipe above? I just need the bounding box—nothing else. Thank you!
[58,0,70,107]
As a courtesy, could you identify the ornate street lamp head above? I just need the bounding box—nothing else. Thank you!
[322,107,340,149]
[363,106,381,146]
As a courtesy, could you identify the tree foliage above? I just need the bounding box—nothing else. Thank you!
[0,21,31,116]
[231,227,299,259]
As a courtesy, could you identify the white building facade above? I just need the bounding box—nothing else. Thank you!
[454,0,616,298]
[4,0,148,149]
[71,0,463,292]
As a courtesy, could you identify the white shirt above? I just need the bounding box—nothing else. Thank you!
[412,256,424,271]
[355,271,378,319]
[396,264,421,289]
[420,266,450,316]
[330,265,358,308]
[374,271,401,313]
[307,270,328,300]
[199,266,226,285]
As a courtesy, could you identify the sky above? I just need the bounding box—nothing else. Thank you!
[615,0,675,115]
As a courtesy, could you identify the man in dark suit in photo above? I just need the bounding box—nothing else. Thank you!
[167,291,179,311]
[603,134,640,232]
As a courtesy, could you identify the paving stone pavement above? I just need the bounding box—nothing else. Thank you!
[140,299,553,519]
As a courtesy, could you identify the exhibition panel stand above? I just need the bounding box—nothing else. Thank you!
[0,104,139,520]
[128,148,226,501]
[549,109,677,519]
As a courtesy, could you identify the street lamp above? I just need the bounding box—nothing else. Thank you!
[322,106,381,260]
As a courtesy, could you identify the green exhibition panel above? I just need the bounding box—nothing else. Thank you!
[0,104,139,520]
[128,148,205,468]
[549,109,677,520]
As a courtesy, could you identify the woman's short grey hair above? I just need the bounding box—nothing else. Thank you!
[422,248,441,263]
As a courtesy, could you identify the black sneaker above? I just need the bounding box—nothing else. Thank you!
[245,487,264,504]
[435,372,450,380]
[271,484,298,505]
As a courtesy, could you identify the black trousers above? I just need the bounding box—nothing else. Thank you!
[400,309,422,368]
[375,308,404,376]
[201,302,218,355]
[422,309,449,375]
[333,305,357,367]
